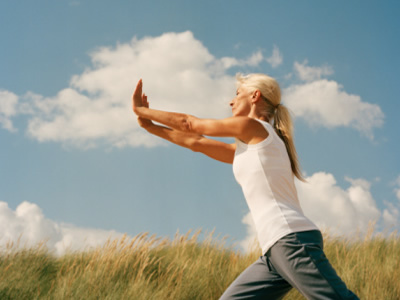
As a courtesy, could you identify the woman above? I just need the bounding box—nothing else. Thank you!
[132,74,358,299]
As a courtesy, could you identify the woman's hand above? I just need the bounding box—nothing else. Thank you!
[138,117,153,128]
[132,79,145,114]
[136,87,153,129]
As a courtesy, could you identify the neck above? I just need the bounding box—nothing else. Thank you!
[248,107,268,122]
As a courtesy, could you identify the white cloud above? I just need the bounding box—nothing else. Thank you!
[0,32,385,146]
[14,31,267,149]
[239,212,259,252]
[219,50,264,69]
[382,202,399,229]
[283,79,384,138]
[266,45,283,68]
[0,201,125,256]
[239,172,398,252]
[294,60,333,82]
[0,90,19,132]
[245,50,264,66]
[297,173,381,235]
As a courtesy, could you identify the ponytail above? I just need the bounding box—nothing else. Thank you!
[274,104,306,182]
[236,73,306,181]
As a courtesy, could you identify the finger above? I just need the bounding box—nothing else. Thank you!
[141,93,147,107]
[141,94,147,108]
[133,79,142,96]
[132,79,143,105]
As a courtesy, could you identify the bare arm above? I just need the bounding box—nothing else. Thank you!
[132,80,267,144]
[135,89,235,164]
[140,121,235,164]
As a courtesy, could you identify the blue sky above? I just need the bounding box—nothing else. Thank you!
[1,0,399,254]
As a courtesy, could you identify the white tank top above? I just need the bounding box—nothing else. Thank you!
[233,119,318,255]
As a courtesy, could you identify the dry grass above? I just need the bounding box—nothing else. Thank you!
[0,230,399,299]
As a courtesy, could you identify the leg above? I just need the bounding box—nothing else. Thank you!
[219,256,292,300]
[268,230,359,300]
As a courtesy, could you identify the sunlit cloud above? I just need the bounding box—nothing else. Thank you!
[283,79,384,138]
[266,45,283,68]
[0,90,19,132]
[15,31,265,148]
[0,201,125,256]
[1,31,384,147]
[240,172,397,252]
[294,60,333,82]
[219,50,264,69]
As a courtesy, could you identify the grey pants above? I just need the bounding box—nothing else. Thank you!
[220,230,359,300]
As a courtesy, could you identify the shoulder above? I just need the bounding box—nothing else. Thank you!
[235,117,270,144]
[224,116,264,128]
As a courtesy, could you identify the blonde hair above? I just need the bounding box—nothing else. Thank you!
[236,73,305,182]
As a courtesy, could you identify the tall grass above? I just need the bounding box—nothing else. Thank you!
[0,230,399,299]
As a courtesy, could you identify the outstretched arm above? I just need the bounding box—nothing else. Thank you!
[136,90,235,164]
[140,122,235,163]
[132,79,265,144]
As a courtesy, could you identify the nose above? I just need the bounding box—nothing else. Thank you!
[230,99,234,107]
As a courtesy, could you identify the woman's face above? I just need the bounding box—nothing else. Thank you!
[230,85,253,117]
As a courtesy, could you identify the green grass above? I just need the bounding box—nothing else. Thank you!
[0,230,399,299]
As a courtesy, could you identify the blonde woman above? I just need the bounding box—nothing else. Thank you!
[132,74,358,299]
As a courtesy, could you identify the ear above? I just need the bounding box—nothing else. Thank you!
[251,90,262,104]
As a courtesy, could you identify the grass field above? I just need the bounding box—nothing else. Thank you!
[0,229,399,299]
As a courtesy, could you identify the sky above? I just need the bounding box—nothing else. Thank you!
[1,0,399,255]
